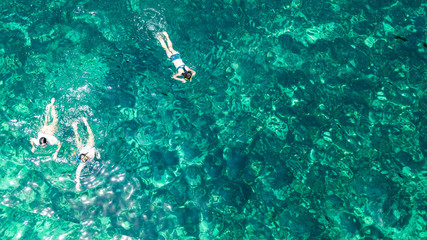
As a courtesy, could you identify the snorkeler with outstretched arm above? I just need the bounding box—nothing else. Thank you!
[72,117,100,191]
[156,31,196,83]
[30,98,62,160]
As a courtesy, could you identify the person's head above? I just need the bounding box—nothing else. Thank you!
[39,137,48,148]
[182,70,192,80]
[79,153,89,163]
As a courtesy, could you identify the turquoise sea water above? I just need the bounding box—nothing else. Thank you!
[1,0,426,239]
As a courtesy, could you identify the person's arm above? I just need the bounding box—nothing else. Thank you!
[52,142,62,160]
[75,163,85,191]
[30,138,37,153]
[171,73,186,83]
[72,122,83,149]
[188,68,196,82]
[82,117,95,148]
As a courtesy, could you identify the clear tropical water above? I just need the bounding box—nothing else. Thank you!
[1,0,426,239]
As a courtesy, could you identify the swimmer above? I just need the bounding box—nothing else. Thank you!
[156,31,196,83]
[72,117,100,191]
[30,98,62,160]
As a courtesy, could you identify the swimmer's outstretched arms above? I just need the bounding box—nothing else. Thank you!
[30,98,62,160]
[156,31,196,83]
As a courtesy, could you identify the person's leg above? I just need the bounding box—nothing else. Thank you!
[40,98,57,135]
[156,33,173,58]
[72,121,83,149]
[83,117,95,148]
[43,98,55,126]
[48,99,58,132]
[162,31,179,55]
[44,106,50,126]
[75,163,85,191]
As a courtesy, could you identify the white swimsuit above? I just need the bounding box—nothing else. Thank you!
[31,132,60,146]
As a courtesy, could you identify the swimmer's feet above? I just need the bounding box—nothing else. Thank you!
[156,31,171,40]
[162,31,173,42]
[72,121,78,130]
[155,32,164,41]
[45,98,54,112]
[162,31,169,38]
[82,117,88,126]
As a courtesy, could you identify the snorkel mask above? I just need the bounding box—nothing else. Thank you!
[74,151,89,164]
[182,71,192,81]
